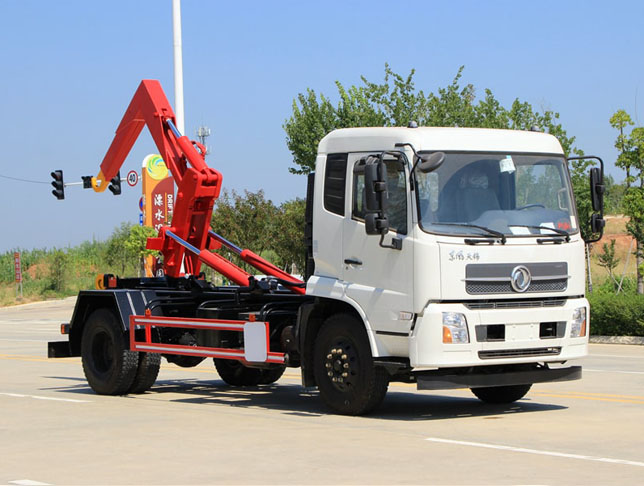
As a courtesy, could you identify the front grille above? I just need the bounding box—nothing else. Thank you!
[465,298,567,310]
[478,347,561,360]
[465,262,568,295]
[466,279,567,294]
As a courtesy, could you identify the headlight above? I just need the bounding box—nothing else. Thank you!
[442,312,470,344]
[571,307,587,338]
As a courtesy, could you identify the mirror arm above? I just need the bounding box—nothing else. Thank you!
[379,233,403,250]
[395,142,420,190]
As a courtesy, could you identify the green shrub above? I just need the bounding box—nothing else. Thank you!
[594,276,638,295]
[588,292,644,336]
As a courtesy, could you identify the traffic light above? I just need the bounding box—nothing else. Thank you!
[51,170,65,200]
[108,171,121,195]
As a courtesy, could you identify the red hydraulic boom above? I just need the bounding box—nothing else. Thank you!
[92,80,304,293]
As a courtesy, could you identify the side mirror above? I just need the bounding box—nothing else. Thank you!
[591,213,605,234]
[361,151,406,250]
[364,157,388,213]
[569,155,605,243]
[365,213,389,235]
[416,151,445,173]
[590,167,604,212]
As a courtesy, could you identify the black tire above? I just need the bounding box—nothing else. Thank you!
[313,313,389,415]
[165,355,205,368]
[258,365,286,385]
[214,358,263,386]
[81,308,139,395]
[471,384,532,404]
[128,352,161,394]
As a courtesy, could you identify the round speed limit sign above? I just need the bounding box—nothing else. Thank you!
[127,170,139,187]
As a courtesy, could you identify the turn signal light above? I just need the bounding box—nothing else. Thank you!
[571,307,587,338]
[442,312,470,344]
[442,326,453,343]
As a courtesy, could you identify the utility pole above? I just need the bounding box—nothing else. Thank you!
[172,0,185,134]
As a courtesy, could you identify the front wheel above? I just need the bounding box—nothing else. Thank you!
[313,314,388,415]
[81,308,139,395]
[258,365,286,385]
[471,384,532,404]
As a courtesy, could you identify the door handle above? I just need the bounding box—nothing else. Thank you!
[344,258,363,266]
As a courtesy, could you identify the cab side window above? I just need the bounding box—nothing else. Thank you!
[324,153,348,216]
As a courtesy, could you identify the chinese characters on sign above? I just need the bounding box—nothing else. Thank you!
[142,154,175,276]
[14,252,23,298]
[14,252,21,283]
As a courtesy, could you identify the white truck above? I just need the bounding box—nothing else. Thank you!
[48,82,605,415]
[301,126,603,412]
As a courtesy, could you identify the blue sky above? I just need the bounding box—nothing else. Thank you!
[1,0,642,252]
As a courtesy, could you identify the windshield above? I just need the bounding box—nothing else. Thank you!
[415,153,578,238]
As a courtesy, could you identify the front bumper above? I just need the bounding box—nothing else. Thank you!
[416,365,581,390]
[410,297,589,369]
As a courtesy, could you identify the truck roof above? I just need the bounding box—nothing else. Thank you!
[317,127,564,156]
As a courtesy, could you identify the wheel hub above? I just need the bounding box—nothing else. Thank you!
[325,345,353,391]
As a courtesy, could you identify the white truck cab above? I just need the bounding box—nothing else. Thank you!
[301,126,604,412]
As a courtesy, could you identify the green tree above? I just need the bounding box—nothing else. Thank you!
[610,110,634,187]
[610,111,644,294]
[104,222,136,275]
[272,198,307,273]
[124,225,159,277]
[284,90,338,175]
[624,126,644,294]
[603,175,625,215]
[47,249,68,293]
[210,190,279,272]
[285,64,582,176]
[597,239,619,287]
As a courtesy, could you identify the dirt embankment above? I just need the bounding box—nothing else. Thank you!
[592,215,637,278]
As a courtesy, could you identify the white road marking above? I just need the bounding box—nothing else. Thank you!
[8,480,51,485]
[425,437,644,468]
[585,368,644,375]
[0,392,90,403]
[5,330,59,334]
[0,338,48,343]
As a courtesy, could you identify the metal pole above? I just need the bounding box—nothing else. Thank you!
[172,0,186,275]
[586,243,593,293]
[172,0,185,134]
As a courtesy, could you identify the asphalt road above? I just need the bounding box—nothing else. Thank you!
[1,298,643,485]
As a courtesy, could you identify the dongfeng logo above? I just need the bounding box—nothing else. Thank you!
[510,266,531,292]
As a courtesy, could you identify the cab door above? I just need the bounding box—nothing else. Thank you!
[341,152,415,338]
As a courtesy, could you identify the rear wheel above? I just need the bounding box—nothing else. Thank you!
[81,308,138,395]
[128,352,161,394]
[313,313,389,415]
[214,359,263,386]
[471,384,532,404]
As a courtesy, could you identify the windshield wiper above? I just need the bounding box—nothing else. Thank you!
[433,223,506,244]
[511,225,571,242]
